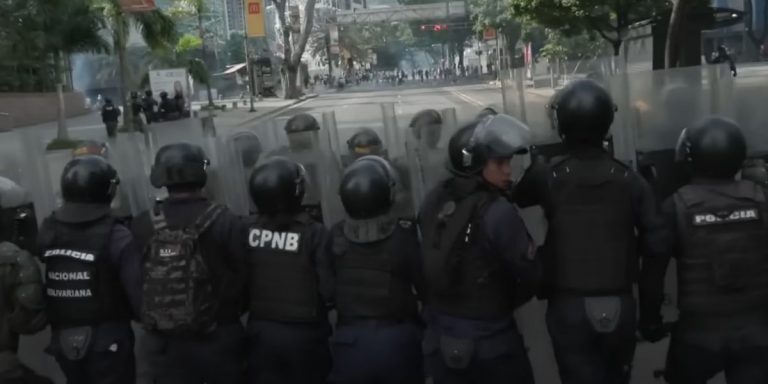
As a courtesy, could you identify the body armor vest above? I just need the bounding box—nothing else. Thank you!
[421,178,516,320]
[674,181,768,318]
[40,216,131,327]
[544,155,637,295]
[332,221,418,320]
[246,213,321,322]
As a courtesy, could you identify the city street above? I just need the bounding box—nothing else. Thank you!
[11,79,716,384]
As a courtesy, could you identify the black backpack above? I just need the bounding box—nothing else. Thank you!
[140,203,224,335]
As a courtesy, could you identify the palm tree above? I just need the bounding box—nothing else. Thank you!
[94,0,176,131]
[171,0,216,107]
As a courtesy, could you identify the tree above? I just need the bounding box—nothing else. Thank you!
[171,0,216,106]
[469,0,524,67]
[94,0,176,131]
[225,33,246,65]
[665,0,715,68]
[274,0,317,99]
[509,0,665,56]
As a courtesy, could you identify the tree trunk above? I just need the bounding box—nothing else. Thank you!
[284,64,300,99]
[198,11,215,106]
[652,10,671,70]
[666,0,684,68]
[116,17,133,132]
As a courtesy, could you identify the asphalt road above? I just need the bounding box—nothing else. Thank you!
[13,81,724,384]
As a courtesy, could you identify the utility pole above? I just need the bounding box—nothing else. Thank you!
[242,15,256,112]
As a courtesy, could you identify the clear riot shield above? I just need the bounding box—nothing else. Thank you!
[0,129,56,223]
[256,113,343,227]
[109,133,154,217]
[713,62,768,157]
[330,103,390,168]
[401,107,461,215]
[379,103,416,220]
[211,131,263,216]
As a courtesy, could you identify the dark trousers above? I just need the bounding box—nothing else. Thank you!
[105,122,118,138]
[423,328,533,384]
[143,323,245,384]
[546,295,637,384]
[50,324,135,384]
[247,320,331,384]
[665,329,768,384]
[329,322,423,384]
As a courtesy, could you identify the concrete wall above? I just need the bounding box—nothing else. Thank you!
[0,91,88,129]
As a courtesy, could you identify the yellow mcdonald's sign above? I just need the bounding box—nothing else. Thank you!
[245,0,266,38]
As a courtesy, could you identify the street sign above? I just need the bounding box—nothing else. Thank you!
[118,0,156,12]
[245,0,267,37]
[483,27,496,40]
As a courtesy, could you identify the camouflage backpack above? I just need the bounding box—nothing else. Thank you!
[141,204,224,335]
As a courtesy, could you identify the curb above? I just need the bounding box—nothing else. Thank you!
[234,94,319,127]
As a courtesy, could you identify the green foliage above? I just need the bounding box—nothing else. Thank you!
[177,34,203,53]
[225,33,246,65]
[508,0,667,54]
[187,58,210,85]
[46,138,83,151]
[0,0,110,92]
[538,29,608,61]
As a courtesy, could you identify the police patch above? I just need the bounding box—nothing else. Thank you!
[692,208,760,226]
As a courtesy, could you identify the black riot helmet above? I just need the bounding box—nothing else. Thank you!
[130,91,139,99]
[550,79,616,147]
[675,116,746,179]
[145,89,153,97]
[477,107,498,119]
[284,113,320,134]
[347,128,384,157]
[61,155,120,204]
[0,177,37,252]
[339,156,397,219]
[409,109,442,148]
[448,114,532,175]
[248,157,306,215]
[150,143,209,188]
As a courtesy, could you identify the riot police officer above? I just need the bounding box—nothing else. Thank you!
[409,109,442,150]
[515,79,665,384]
[327,156,423,384]
[639,117,768,383]
[477,107,497,120]
[133,143,247,384]
[244,156,332,384]
[419,114,538,384]
[37,156,142,384]
[0,177,50,384]
[342,128,386,167]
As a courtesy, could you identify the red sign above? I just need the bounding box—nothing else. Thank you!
[483,27,497,40]
[248,2,261,14]
[119,0,156,12]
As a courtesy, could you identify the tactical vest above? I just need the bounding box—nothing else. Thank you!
[421,178,516,319]
[246,213,321,322]
[40,216,132,327]
[674,181,768,318]
[332,221,418,320]
[543,155,637,295]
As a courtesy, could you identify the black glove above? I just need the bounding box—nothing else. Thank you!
[639,319,667,343]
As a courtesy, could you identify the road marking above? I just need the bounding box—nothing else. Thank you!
[448,88,486,108]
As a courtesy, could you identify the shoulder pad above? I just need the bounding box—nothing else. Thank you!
[0,242,22,264]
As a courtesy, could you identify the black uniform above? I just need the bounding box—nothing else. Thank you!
[326,156,424,384]
[134,143,247,384]
[37,156,141,384]
[0,177,51,384]
[100,100,120,138]
[243,156,332,384]
[515,80,665,384]
[640,117,768,384]
[420,116,538,384]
